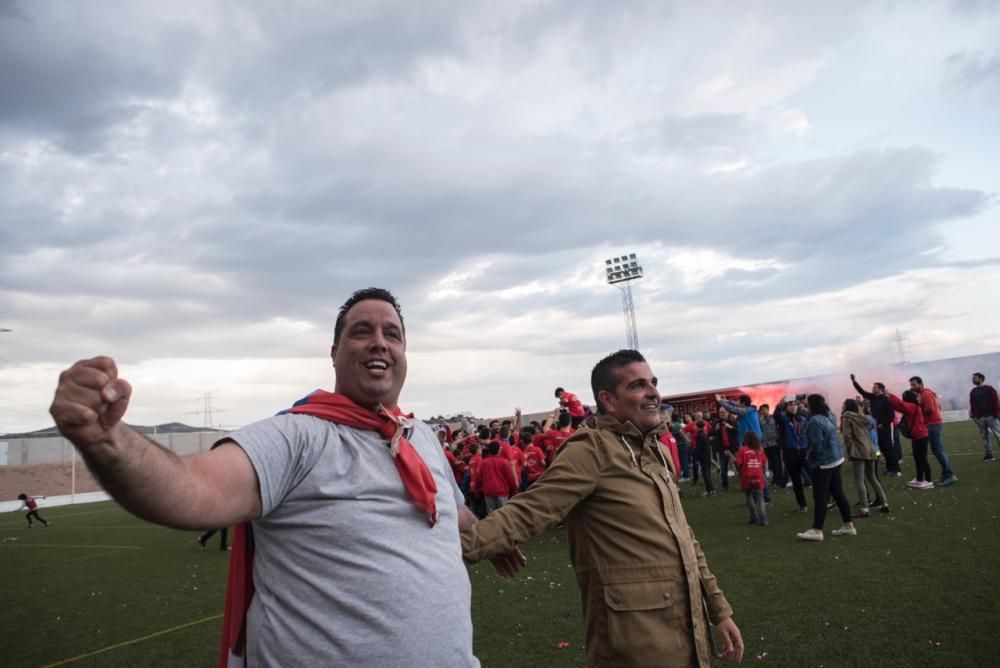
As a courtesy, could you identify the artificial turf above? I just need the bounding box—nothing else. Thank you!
[1,420,997,667]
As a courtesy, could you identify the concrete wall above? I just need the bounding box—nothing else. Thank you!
[0,430,231,467]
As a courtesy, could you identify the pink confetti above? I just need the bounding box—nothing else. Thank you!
[557,642,571,649]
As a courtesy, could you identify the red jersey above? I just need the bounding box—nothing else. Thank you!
[657,432,681,476]
[543,428,574,463]
[509,446,525,480]
[561,392,586,417]
[734,446,767,490]
[443,449,465,486]
[918,389,943,425]
[523,445,547,481]
[475,455,519,497]
[24,496,39,511]
[682,422,708,448]
[467,453,484,494]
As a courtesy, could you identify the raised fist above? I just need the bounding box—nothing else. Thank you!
[50,356,132,448]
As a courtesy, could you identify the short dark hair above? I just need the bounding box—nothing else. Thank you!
[554,387,565,398]
[743,431,761,449]
[902,389,919,404]
[477,425,491,440]
[17,493,27,500]
[485,441,500,456]
[739,394,751,407]
[558,412,571,429]
[909,376,923,385]
[498,425,511,439]
[806,393,829,416]
[843,398,860,413]
[591,349,647,414]
[760,403,770,411]
[333,287,405,345]
[873,382,886,392]
[973,372,986,382]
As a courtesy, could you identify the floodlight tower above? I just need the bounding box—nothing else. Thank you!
[604,253,644,350]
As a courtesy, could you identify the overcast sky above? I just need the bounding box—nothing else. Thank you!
[2,0,999,433]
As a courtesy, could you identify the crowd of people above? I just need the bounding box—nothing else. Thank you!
[43,285,1000,666]
[437,370,999,543]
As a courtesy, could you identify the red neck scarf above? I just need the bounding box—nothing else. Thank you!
[218,391,438,667]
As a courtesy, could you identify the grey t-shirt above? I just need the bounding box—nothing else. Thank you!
[227,413,478,667]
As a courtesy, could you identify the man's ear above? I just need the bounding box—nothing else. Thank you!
[330,344,337,366]
[598,389,614,413]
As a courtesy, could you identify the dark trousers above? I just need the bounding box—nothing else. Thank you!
[26,510,47,525]
[765,446,785,486]
[811,464,852,530]
[697,447,715,493]
[199,527,229,550]
[911,436,933,482]
[878,425,900,473]
[782,449,809,508]
[678,444,691,478]
[718,449,731,490]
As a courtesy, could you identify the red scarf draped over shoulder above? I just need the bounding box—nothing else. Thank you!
[218,391,438,667]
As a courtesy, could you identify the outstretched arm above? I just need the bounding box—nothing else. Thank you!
[50,357,261,530]
[850,374,875,400]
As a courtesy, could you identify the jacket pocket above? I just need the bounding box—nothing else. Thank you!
[603,578,687,662]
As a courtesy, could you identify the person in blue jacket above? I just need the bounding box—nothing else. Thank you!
[796,394,857,542]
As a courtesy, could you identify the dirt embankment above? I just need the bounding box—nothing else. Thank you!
[0,463,103,501]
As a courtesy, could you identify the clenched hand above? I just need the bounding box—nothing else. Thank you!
[50,356,132,448]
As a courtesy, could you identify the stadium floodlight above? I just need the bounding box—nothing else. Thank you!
[604,253,643,349]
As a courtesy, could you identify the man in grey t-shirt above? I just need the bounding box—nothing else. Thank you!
[50,287,521,665]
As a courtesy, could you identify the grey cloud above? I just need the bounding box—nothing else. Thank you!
[944,50,1000,91]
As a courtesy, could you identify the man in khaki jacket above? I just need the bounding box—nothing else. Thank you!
[462,350,743,667]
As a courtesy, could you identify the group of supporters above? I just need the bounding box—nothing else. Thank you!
[439,371,1000,543]
[435,388,593,519]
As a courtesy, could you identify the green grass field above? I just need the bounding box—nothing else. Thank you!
[2,421,998,667]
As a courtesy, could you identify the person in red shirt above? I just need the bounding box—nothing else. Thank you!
[727,434,768,525]
[888,390,933,490]
[657,413,681,477]
[555,387,587,428]
[522,431,548,489]
[683,412,709,483]
[16,493,50,528]
[542,412,575,464]
[466,432,488,518]
[474,441,519,514]
[909,376,956,486]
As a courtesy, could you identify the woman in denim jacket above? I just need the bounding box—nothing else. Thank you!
[796,394,858,542]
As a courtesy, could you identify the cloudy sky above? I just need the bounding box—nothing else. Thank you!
[2,0,999,433]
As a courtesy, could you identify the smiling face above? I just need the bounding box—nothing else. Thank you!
[330,299,407,410]
[598,361,662,433]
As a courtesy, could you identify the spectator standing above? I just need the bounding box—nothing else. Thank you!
[910,376,956,487]
[851,374,901,477]
[888,390,934,490]
[759,404,785,487]
[728,433,768,525]
[970,372,1000,461]
[840,399,889,517]
[797,394,856,542]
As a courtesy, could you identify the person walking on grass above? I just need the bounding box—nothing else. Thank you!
[696,420,718,497]
[970,372,1000,462]
[15,493,50,528]
[840,399,889,518]
[775,398,810,513]
[887,389,934,490]
[797,394,856,542]
[727,432,768,526]
[198,527,230,550]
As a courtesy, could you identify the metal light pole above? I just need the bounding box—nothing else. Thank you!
[604,253,644,350]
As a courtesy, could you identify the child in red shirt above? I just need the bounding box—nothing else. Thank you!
[522,431,548,489]
[474,442,519,514]
[729,433,769,525]
[17,493,50,528]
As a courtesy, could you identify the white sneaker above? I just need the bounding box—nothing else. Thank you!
[831,525,857,536]
[918,481,935,490]
[905,479,921,488]
[796,528,824,541]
